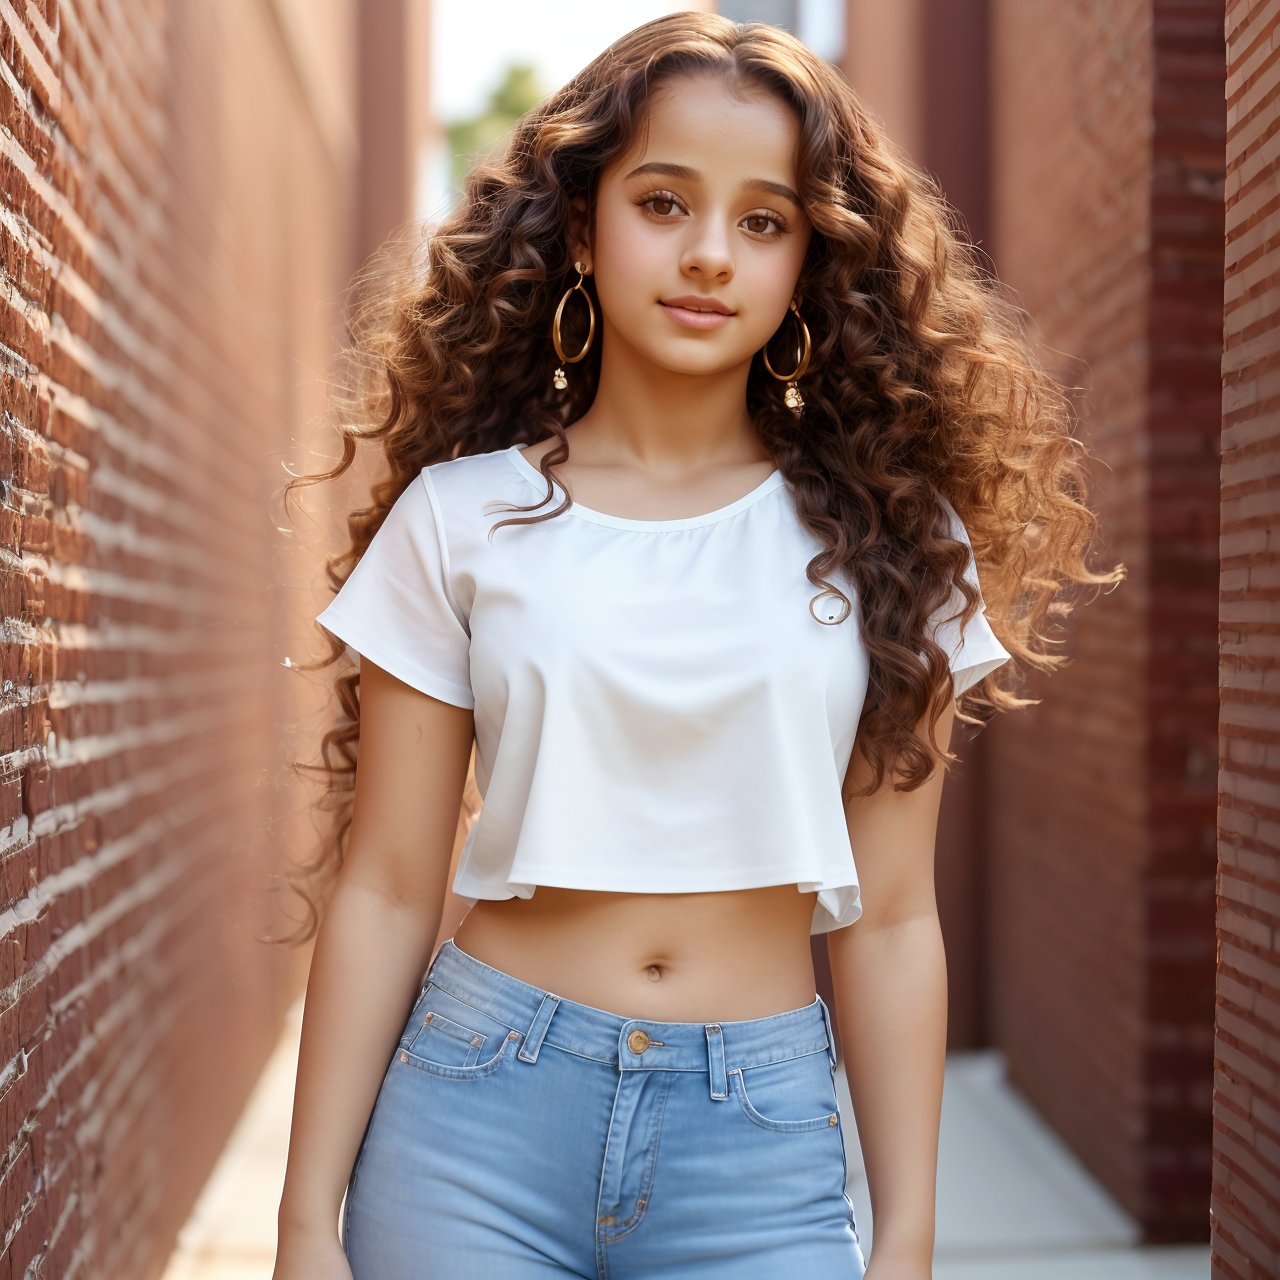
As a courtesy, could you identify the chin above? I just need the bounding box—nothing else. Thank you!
[642,340,753,377]
[649,355,738,379]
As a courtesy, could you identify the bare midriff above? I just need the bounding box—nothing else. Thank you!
[451,885,820,1022]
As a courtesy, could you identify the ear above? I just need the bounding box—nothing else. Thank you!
[566,196,592,269]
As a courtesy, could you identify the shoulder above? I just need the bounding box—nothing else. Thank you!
[423,444,514,490]
[419,445,537,549]
[420,445,521,509]
[425,445,527,490]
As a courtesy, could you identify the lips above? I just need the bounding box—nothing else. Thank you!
[661,296,734,315]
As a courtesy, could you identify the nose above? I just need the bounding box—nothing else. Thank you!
[679,216,734,283]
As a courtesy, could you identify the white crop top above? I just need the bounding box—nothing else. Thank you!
[315,444,1012,933]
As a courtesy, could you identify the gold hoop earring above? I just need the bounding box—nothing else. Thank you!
[762,298,812,416]
[552,260,596,389]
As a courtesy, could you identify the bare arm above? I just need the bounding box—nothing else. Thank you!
[431,763,484,954]
[276,659,475,1241]
[826,697,955,1271]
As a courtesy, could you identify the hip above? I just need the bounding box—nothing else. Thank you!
[341,936,866,1278]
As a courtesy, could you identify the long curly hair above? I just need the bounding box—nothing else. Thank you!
[275,11,1125,946]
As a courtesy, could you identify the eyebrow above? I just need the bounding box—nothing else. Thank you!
[622,161,802,207]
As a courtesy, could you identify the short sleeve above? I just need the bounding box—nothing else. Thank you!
[925,497,1012,699]
[315,469,474,708]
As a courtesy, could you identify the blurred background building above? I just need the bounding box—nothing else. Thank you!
[0,0,1268,1276]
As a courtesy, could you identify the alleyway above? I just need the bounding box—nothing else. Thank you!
[162,997,1210,1279]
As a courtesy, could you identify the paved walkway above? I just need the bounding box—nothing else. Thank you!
[838,1052,1208,1279]
[162,996,1210,1279]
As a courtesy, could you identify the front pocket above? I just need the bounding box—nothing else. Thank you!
[403,1008,490,1067]
[395,982,521,1080]
[729,1049,841,1133]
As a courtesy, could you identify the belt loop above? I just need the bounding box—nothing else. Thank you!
[818,996,838,1067]
[705,1023,728,1100]
[517,992,560,1064]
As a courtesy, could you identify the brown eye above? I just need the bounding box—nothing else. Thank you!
[637,190,685,219]
[743,212,786,237]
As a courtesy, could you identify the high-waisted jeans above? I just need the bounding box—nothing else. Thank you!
[341,937,868,1278]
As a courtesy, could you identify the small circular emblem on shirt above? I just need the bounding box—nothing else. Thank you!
[810,591,849,624]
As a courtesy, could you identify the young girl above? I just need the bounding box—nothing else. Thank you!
[273,13,1122,1280]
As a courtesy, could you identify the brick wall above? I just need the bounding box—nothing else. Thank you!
[984,0,1154,1219]
[1145,0,1224,1233]
[1215,1,1280,1272]
[984,0,1222,1239]
[843,0,1223,1238]
[0,1,365,1274]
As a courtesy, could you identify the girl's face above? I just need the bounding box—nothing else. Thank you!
[577,72,812,379]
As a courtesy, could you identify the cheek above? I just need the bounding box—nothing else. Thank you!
[592,217,665,312]
[738,251,805,333]
[750,238,807,298]
[751,265,797,312]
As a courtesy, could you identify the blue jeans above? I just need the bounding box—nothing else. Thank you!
[341,937,867,1277]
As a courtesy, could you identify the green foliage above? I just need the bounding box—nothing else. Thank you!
[445,63,547,191]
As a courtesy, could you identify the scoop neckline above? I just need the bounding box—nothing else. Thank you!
[506,444,785,531]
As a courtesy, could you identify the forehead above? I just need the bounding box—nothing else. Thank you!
[612,72,802,184]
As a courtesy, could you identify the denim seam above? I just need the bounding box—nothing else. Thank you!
[404,1010,488,1062]
[422,981,520,1035]
[398,1029,519,1078]
[427,978,829,1070]
[725,1044,832,1072]
[728,1065,841,1132]
[601,1074,675,1243]
[529,1038,830,1070]
[341,1067,394,1251]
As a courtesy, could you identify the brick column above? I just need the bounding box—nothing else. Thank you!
[1215,1,1280,1271]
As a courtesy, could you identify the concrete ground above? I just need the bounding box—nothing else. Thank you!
[838,1053,1209,1279]
[162,995,1210,1279]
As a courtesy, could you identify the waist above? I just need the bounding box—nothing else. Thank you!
[425,936,838,1072]
[451,884,819,1021]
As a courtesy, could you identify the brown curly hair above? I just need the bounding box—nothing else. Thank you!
[275,11,1125,947]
